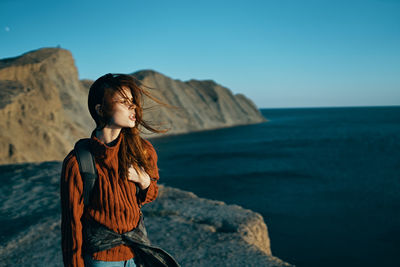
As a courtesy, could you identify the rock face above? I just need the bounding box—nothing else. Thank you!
[129,70,267,138]
[0,48,95,165]
[142,185,292,267]
[0,47,266,164]
[0,161,292,266]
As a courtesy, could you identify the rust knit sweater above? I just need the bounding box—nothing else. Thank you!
[60,130,159,267]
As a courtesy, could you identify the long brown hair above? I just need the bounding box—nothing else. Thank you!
[88,73,177,181]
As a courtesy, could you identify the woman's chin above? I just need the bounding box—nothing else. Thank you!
[116,120,135,128]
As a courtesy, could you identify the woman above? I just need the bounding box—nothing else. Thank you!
[60,73,176,267]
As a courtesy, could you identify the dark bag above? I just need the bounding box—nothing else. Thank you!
[74,138,180,267]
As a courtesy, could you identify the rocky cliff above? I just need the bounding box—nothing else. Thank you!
[0,161,292,266]
[0,48,93,165]
[129,70,267,137]
[0,47,266,164]
[142,185,292,266]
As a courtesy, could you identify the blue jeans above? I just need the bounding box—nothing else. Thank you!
[84,255,137,267]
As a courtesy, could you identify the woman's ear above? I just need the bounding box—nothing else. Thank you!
[95,104,102,116]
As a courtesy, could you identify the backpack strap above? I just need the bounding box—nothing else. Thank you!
[74,138,141,206]
[74,138,98,206]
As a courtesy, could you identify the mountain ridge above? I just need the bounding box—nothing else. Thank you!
[0,47,267,164]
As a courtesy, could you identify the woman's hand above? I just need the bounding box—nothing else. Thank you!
[127,165,151,190]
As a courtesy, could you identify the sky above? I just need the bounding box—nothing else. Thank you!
[1,0,399,108]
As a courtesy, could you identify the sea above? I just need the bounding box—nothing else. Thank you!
[151,106,400,267]
[0,106,399,266]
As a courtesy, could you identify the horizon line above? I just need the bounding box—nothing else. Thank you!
[259,104,400,109]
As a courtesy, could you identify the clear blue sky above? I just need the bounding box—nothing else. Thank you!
[1,0,399,108]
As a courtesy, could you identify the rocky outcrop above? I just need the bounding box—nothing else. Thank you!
[0,48,95,165]
[0,47,266,164]
[142,185,292,266]
[0,161,292,266]
[129,70,266,137]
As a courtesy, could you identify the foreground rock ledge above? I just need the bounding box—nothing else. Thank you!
[143,185,293,267]
[0,161,292,266]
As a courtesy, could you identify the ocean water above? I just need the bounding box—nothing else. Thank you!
[0,106,399,266]
[150,106,400,267]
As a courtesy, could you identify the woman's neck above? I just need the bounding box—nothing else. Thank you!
[95,127,122,144]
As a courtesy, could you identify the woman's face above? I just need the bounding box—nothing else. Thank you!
[107,86,137,129]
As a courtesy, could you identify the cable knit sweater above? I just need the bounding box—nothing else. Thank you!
[60,130,159,267]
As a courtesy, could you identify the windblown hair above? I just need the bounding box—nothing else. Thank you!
[88,73,176,181]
